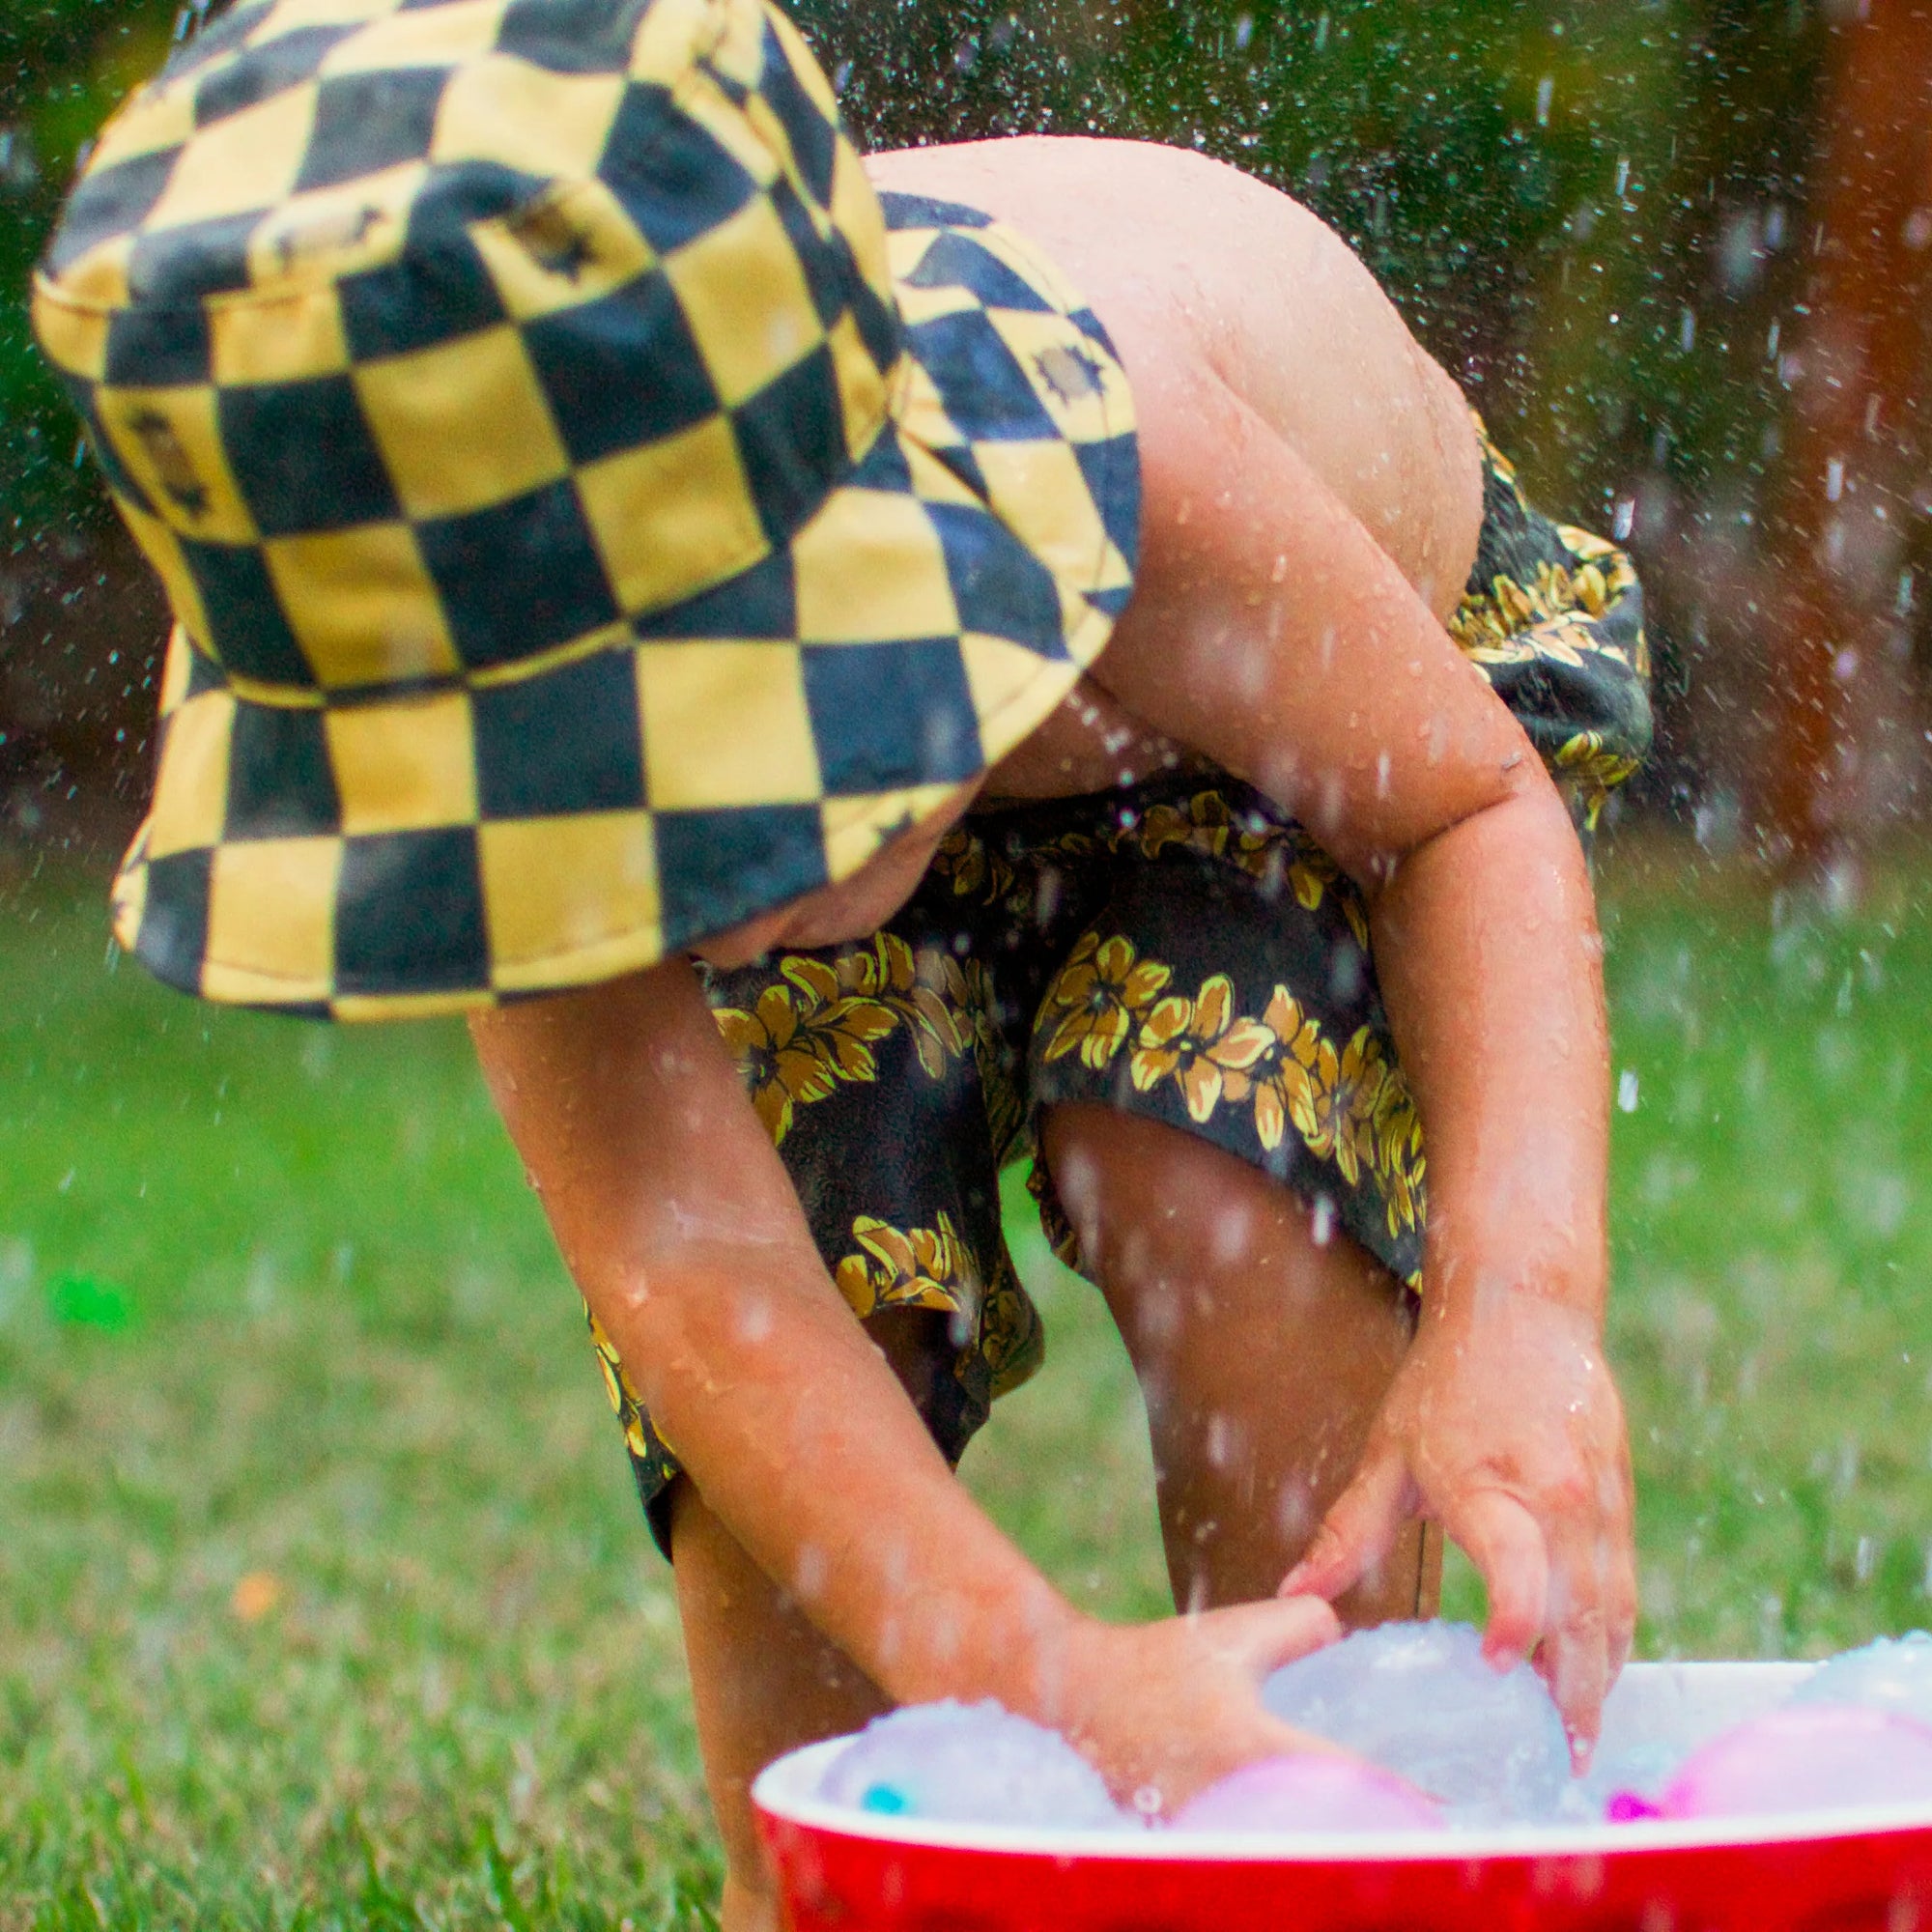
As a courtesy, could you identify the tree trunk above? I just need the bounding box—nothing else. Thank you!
[1762,0,1932,872]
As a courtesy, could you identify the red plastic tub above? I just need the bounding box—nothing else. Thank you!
[753,1662,1932,1930]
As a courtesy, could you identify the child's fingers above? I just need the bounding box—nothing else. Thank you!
[1277,1442,1410,1602]
[1442,1487,1548,1672]
[1546,1455,1639,1757]
[1190,1593,1346,1684]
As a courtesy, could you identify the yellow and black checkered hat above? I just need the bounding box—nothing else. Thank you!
[34,0,1139,1018]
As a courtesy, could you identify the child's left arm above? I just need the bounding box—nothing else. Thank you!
[1089,353,1635,1757]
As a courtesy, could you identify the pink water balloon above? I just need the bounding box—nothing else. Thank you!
[1659,1704,1932,1821]
[1172,1755,1446,1835]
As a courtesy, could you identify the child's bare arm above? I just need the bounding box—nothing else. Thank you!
[1098,356,1634,1752]
[469,962,1340,1805]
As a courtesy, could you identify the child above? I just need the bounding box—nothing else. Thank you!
[35,0,1646,1922]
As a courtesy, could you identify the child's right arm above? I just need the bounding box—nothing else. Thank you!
[1089,358,1636,1753]
[469,962,1341,1807]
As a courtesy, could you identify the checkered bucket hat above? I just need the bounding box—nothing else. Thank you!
[34,0,1139,1018]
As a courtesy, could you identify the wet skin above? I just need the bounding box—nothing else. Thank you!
[469,138,1633,1931]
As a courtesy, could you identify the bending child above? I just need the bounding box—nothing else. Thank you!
[35,1,1648,1923]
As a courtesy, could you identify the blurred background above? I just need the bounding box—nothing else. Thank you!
[2,1,1930,1923]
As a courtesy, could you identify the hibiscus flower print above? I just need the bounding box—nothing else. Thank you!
[1039,931,1173,1070]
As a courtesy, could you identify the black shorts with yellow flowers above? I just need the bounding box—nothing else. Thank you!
[593,425,1654,1557]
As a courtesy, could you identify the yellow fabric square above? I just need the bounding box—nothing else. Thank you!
[958,632,1081,758]
[110,848,150,959]
[678,74,781,190]
[989,309,1132,445]
[355,326,567,520]
[90,82,196,174]
[830,143,895,314]
[791,488,957,643]
[479,812,661,979]
[145,689,236,859]
[664,196,823,408]
[148,87,318,230]
[264,524,461,687]
[256,0,407,34]
[577,415,765,617]
[900,434,982,508]
[248,166,422,290]
[821,784,965,883]
[212,286,352,385]
[887,275,979,331]
[204,837,340,1002]
[31,288,109,383]
[99,385,259,545]
[631,0,726,89]
[156,625,196,718]
[434,58,625,177]
[971,439,1108,590]
[35,231,133,313]
[700,0,765,90]
[320,0,506,71]
[636,642,821,809]
[827,311,891,465]
[470,179,655,324]
[119,501,213,652]
[325,691,478,835]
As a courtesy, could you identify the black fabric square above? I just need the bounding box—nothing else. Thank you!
[218,374,398,536]
[128,210,264,304]
[903,231,1053,315]
[904,311,1056,444]
[757,15,838,207]
[523,271,717,464]
[654,805,825,952]
[158,1,273,85]
[135,847,214,991]
[179,538,315,683]
[194,24,353,124]
[296,68,450,192]
[1074,432,1143,575]
[802,639,982,795]
[847,418,913,493]
[417,478,620,668]
[924,440,986,502]
[731,342,844,547]
[338,219,508,361]
[633,550,795,640]
[225,703,342,838]
[600,82,757,253]
[848,272,900,379]
[470,649,646,818]
[926,501,1066,656]
[496,0,650,71]
[878,191,993,233]
[768,177,848,329]
[336,827,489,995]
[103,302,213,387]
[43,146,182,275]
[183,644,228,702]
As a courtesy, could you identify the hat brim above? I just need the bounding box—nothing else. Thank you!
[111,195,1140,1017]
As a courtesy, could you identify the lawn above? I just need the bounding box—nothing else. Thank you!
[0,837,1928,1926]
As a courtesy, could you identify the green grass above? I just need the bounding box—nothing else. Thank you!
[1,840,1929,1923]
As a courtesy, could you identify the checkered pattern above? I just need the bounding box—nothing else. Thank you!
[34,0,1139,1018]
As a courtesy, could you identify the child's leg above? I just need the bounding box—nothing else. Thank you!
[668,1306,956,1932]
[1044,1103,1436,1626]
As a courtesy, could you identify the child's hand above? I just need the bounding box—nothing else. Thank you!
[1052,1595,1347,1814]
[1279,1293,1635,1763]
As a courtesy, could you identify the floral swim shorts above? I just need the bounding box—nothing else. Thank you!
[592,425,1654,1555]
